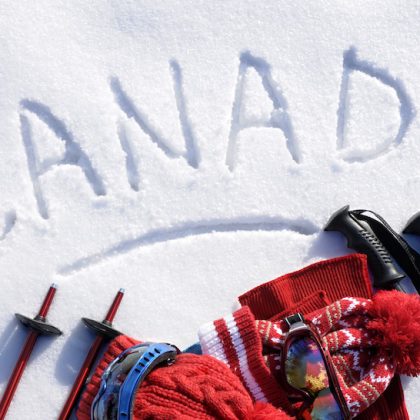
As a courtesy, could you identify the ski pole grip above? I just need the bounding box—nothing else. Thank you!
[325,206,404,288]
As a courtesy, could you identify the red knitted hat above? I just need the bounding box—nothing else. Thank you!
[199,290,420,419]
[237,254,408,420]
[77,335,293,419]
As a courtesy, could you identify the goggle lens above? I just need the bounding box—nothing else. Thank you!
[285,336,343,420]
[93,344,151,420]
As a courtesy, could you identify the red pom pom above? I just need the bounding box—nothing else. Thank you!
[246,402,293,419]
[368,290,420,376]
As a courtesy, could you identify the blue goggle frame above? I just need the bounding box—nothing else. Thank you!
[91,342,179,420]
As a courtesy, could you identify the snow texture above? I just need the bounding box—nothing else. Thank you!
[0,1,419,418]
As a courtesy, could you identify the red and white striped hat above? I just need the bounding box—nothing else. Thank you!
[199,290,420,418]
[199,309,291,410]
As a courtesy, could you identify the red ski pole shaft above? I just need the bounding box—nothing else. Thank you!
[0,284,58,420]
[0,331,38,419]
[104,289,124,323]
[58,289,124,420]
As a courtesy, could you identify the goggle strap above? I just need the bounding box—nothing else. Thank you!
[118,343,178,420]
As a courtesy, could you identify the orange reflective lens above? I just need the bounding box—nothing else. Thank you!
[285,336,343,420]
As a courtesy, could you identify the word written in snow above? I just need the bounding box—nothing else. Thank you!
[19,49,413,219]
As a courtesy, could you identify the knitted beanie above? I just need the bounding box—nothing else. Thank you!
[237,254,408,420]
[199,290,420,419]
[77,335,293,420]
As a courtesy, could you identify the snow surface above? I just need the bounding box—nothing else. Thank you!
[0,1,419,418]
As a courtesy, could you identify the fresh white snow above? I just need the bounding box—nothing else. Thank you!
[0,1,419,418]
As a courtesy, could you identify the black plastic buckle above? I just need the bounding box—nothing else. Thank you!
[285,313,304,328]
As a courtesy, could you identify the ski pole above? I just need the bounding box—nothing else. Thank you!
[58,288,124,420]
[0,284,62,419]
[324,206,405,290]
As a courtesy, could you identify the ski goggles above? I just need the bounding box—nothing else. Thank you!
[91,342,179,420]
[280,314,350,420]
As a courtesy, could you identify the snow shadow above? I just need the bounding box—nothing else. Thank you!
[54,321,97,386]
[0,318,54,384]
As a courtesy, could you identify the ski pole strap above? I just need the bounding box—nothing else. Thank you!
[352,209,420,293]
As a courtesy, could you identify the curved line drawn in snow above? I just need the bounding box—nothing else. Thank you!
[337,47,415,162]
[58,216,318,275]
[226,51,300,171]
[0,210,16,241]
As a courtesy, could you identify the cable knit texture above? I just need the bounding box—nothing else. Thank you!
[77,336,292,419]
[76,255,409,420]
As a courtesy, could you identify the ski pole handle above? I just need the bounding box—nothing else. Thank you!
[325,206,404,289]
